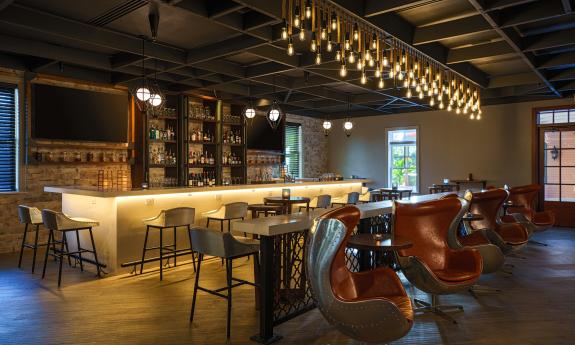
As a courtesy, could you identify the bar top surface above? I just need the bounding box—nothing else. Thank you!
[44,179,367,198]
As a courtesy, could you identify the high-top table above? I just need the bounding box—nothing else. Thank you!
[233,192,451,344]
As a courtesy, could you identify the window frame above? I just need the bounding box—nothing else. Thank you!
[0,82,19,193]
[284,121,303,178]
[385,126,420,193]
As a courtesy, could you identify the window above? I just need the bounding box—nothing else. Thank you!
[538,108,575,125]
[285,122,302,178]
[543,130,575,202]
[387,127,418,192]
[0,84,18,192]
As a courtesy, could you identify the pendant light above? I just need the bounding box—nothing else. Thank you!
[243,81,256,121]
[130,37,151,111]
[322,118,332,136]
[343,96,353,137]
[267,78,283,130]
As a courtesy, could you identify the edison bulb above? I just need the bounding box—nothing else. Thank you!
[375,69,381,78]
[321,29,327,40]
[310,40,317,52]
[356,60,362,70]
[348,52,355,64]
[418,92,424,99]
[360,72,367,84]
[281,27,288,40]
[406,89,412,98]
[339,64,347,77]
[470,113,475,120]
[447,104,452,112]
[315,53,321,65]
[368,59,374,67]
[378,78,384,88]
[439,102,444,110]
[299,29,305,41]
[327,41,333,52]
[429,98,435,106]
[335,50,341,60]
[136,87,151,101]
[383,56,389,67]
[149,93,162,106]
[244,107,256,119]
[287,43,294,56]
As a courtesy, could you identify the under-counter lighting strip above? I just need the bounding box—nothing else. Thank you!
[115,182,363,200]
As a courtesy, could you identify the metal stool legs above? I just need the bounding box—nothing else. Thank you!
[18,223,43,273]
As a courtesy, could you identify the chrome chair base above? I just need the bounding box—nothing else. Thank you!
[529,239,548,246]
[468,284,501,298]
[414,296,463,324]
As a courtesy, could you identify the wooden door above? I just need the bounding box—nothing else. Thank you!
[540,127,575,227]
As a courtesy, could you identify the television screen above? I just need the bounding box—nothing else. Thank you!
[246,114,284,151]
[32,84,129,143]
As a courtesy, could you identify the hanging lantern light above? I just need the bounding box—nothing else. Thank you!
[267,100,283,130]
[343,97,353,137]
[243,101,256,120]
[281,20,288,40]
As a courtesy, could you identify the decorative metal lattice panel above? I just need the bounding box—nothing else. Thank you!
[272,231,314,325]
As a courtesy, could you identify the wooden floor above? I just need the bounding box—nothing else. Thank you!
[1,228,574,345]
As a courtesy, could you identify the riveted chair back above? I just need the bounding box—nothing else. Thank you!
[18,205,42,225]
[506,184,540,221]
[393,198,466,272]
[346,192,359,204]
[315,194,332,208]
[164,207,195,227]
[467,189,508,230]
[190,227,257,259]
[224,202,248,219]
[306,205,413,343]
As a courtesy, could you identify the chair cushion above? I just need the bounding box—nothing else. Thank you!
[434,268,480,283]
[458,231,489,247]
[388,295,414,322]
[233,236,260,247]
[533,211,554,227]
[496,223,528,245]
[501,214,516,223]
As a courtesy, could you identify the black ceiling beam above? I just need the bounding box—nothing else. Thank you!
[495,0,565,28]
[413,16,492,45]
[207,1,244,19]
[467,0,561,96]
[550,68,575,81]
[488,72,542,88]
[447,41,514,64]
[558,80,575,91]
[363,0,430,17]
[537,52,575,70]
[483,0,538,11]
[524,28,575,52]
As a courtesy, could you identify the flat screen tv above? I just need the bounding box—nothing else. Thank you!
[32,84,129,143]
[246,114,284,151]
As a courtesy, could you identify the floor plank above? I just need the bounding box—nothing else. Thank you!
[1,228,574,344]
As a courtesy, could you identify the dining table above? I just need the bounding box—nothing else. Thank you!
[263,196,311,214]
[233,192,453,344]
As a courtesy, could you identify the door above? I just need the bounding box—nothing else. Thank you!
[540,127,575,227]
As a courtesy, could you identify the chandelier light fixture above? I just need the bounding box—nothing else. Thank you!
[280,0,483,120]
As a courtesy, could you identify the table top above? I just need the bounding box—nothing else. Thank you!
[450,179,487,183]
[264,196,311,204]
[462,213,484,221]
[378,187,412,192]
[347,233,412,251]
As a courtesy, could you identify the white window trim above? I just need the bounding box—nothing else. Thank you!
[385,126,420,193]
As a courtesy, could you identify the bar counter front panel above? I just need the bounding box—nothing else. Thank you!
[45,180,364,273]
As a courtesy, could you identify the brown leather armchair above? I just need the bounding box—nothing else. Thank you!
[464,189,529,255]
[502,184,555,246]
[306,206,413,343]
[392,197,482,323]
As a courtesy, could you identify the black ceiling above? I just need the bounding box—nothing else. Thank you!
[0,0,573,119]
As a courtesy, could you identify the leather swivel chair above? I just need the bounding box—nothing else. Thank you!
[461,189,529,255]
[502,184,555,246]
[306,206,413,343]
[392,197,482,323]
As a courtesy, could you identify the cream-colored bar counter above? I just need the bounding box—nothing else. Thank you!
[44,180,365,274]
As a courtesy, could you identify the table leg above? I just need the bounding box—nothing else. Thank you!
[357,218,373,271]
[250,235,282,344]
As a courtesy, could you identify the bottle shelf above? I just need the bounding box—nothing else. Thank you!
[222,143,243,147]
[187,164,216,168]
[29,160,132,166]
[149,164,177,168]
[222,121,244,126]
[221,164,244,168]
[188,118,217,123]
[149,139,177,144]
[149,116,177,120]
[186,141,216,145]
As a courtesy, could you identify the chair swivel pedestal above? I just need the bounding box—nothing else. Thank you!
[17,205,45,273]
[140,207,196,281]
[41,209,101,287]
[189,228,259,340]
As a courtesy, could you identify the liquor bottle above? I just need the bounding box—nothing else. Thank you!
[149,125,155,139]
[235,131,240,144]
[209,153,214,165]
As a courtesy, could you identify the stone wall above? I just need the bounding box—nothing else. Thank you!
[286,113,328,178]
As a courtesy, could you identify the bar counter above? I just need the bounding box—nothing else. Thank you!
[44,180,365,273]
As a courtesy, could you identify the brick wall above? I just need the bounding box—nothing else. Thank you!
[286,114,328,178]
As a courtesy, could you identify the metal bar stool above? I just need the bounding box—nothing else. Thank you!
[17,205,45,273]
[331,192,360,207]
[189,227,259,340]
[141,207,196,281]
[203,202,248,233]
[41,209,101,287]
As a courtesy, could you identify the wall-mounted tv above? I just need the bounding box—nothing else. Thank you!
[246,114,284,152]
[32,83,129,143]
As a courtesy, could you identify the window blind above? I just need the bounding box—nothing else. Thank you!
[284,122,302,178]
[0,85,17,192]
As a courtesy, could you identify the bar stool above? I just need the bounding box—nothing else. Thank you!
[41,209,101,287]
[189,227,259,340]
[358,187,372,203]
[298,194,331,212]
[17,205,45,273]
[204,202,248,233]
[141,207,196,281]
[331,192,360,207]
[248,204,284,218]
